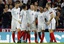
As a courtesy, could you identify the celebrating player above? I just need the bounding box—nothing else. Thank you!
[37,6,46,43]
[27,5,38,43]
[45,3,56,42]
[34,5,39,43]
[25,5,35,43]
[11,1,21,43]
[17,4,28,43]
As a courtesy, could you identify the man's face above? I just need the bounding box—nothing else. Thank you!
[34,2,38,6]
[34,6,37,11]
[44,8,47,12]
[8,0,12,4]
[15,4,19,8]
[25,6,27,10]
[9,5,13,9]
[19,2,23,6]
[30,5,34,10]
[46,4,48,8]
[39,7,43,12]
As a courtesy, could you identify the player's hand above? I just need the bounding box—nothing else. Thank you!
[27,23,30,27]
[18,29,21,32]
[33,30,37,32]
[16,28,21,32]
[47,21,50,25]
[18,21,21,24]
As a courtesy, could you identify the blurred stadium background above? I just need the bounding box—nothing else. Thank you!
[0,0,64,32]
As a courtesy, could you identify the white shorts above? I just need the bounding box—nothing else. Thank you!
[38,24,45,32]
[11,20,20,31]
[26,27,31,31]
[17,22,21,29]
[21,23,27,31]
[26,23,36,31]
[48,19,56,30]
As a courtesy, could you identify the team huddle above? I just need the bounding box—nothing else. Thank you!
[11,1,56,43]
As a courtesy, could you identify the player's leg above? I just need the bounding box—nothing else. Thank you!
[31,23,38,43]
[25,26,31,43]
[39,25,45,43]
[38,26,41,43]
[32,28,38,43]
[28,31,31,43]
[17,24,27,43]
[17,30,26,43]
[11,21,16,43]
[37,25,41,43]
[12,31,15,43]
[34,31,38,43]
[17,22,22,43]
[34,26,38,43]
[23,31,27,43]
[38,32,41,39]
[35,21,38,43]
[26,31,31,43]
[17,29,22,43]
[49,22,56,42]
[40,30,45,43]
[49,29,56,42]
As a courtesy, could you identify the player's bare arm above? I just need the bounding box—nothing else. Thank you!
[47,13,54,25]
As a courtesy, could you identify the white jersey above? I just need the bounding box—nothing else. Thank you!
[11,7,20,21]
[26,9,37,31]
[45,8,56,22]
[27,9,36,24]
[45,8,56,29]
[20,9,27,30]
[38,12,45,25]
[11,7,20,31]
[37,12,46,32]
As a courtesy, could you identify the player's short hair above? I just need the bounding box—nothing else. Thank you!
[39,6,43,8]
[22,4,27,9]
[15,1,20,4]
[46,3,51,6]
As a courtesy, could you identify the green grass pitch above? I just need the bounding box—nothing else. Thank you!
[0,43,64,44]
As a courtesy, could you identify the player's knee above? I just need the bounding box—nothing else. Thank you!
[49,29,53,33]
[28,31,30,34]
[17,28,21,32]
[42,30,45,32]
[12,31,15,34]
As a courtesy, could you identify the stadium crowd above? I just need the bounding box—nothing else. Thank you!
[0,0,64,29]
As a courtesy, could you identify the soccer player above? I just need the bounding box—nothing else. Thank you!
[11,1,21,43]
[33,5,38,43]
[45,3,56,42]
[37,6,46,43]
[25,5,35,43]
[27,5,38,43]
[17,4,28,43]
